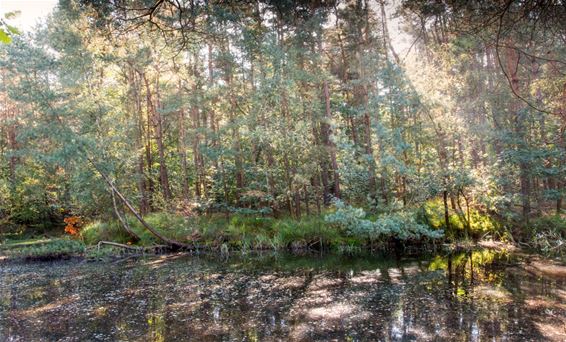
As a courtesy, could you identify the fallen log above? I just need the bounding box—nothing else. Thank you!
[87,157,190,249]
[96,241,169,253]
[111,188,141,241]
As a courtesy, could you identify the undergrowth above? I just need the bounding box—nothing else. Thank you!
[4,198,563,260]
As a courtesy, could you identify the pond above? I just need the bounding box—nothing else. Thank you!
[0,250,564,341]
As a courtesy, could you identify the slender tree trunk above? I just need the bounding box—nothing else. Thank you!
[179,106,190,200]
[224,43,244,203]
[208,43,219,173]
[142,72,171,202]
[504,46,530,220]
[91,160,188,248]
[128,66,149,214]
[379,0,400,64]
[304,185,310,216]
[145,101,155,210]
[191,55,207,200]
[7,111,17,185]
[557,126,565,214]
[322,79,340,200]
[191,101,202,199]
[111,188,140,241]
[437,129,451,231]
[555,61,566,214]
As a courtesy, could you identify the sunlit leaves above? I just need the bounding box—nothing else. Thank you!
[0,11,21,44]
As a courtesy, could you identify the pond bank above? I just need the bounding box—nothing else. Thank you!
[0,235,476,262]
[0,235,556,265]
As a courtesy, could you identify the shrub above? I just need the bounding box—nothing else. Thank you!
[525,216,566,257]
[81,221,130,245]
[374,211,444,240]
[324,200,375,236]
[420,199,500,240]
[143,212,194,242]
[325,200,443,242]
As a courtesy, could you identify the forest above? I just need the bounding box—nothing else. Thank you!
[0,0,565,259]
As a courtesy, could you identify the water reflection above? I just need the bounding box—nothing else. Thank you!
[0,250,564,341]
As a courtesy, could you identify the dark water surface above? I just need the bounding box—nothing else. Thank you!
[0,250,564,341]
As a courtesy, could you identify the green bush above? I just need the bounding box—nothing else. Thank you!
[375,211,444,240]
[421,199,500,240]
[525,216,566,257]
[325,200,443,242]
[81,221,128,245]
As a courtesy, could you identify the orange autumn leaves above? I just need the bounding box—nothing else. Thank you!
[64,216,82,236]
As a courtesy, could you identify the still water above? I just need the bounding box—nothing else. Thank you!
[0,250,564,341]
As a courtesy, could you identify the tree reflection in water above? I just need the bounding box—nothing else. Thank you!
[0,250,564,341]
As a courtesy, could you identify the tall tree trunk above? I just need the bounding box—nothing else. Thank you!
[7,110,18,185]
[143,73,172,202]
[315,26,340,203]
[379,0,400,64]
[224,43,244,203]
[208,43,219,172]
[191,55,207,200]
[322,78,341,200]
[191,98,202,199]
[358,2,378,201]
[129,67,149,214]
[504,46,531,220]
[178,105,190,201]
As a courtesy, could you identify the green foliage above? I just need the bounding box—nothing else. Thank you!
[325,200,443,242]
[226,216,274,239]
[0,0,563,257]
[0,238,85,259]
[80,212,346,252]
[0,11,20,44]
[219,214,343,250]
[375,211,444,240]
[142,212,194,242]
[80,221,128,245]
[324,200,374,236]
[81,212,195,246]
[421,199,501,240]
[0,30,10,44]
[274,216,343,248]
[525,216,566,257]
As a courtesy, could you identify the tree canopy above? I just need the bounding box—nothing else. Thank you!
[0,0,564,251]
